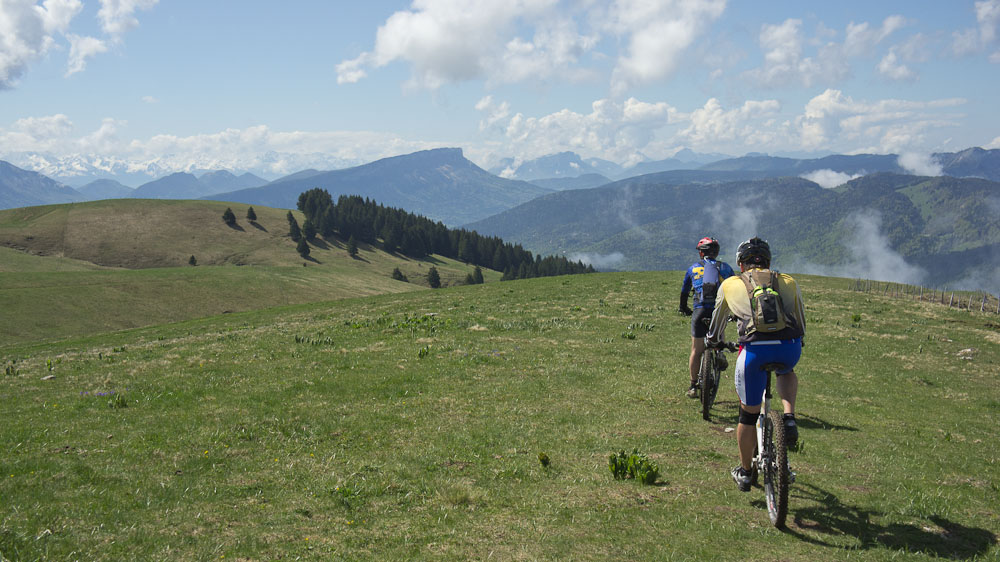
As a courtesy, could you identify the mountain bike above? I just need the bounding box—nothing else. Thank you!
[748,363,795,528]
[698,341,738,420]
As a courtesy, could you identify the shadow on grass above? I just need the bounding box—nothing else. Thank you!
[249,221,267,232]
[780,483,997,558]
[308,238,331,250]
[226,223,245,232]
[794,413,858,432]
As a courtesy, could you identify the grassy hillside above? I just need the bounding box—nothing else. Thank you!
[0,199,497,344]
[1,272,997,560]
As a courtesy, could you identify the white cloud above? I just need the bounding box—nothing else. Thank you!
[952,0,1000,55]
[0,0,154,87]
[337,0,723,93]
[744,18,847,88]
[790,210,926,285]
[337,0,560,89]
[98,0,158,40]
[607,0,726,94]
[897,152,943,176]
[794,89,965,153]
[66,34,108,76]
[800,169,861,188]
[746,16,905,88]
[678,98,781,146]
[843,16,906,57]
[0,0,80,88]
[480,96,683,165]
[475,95,511,132]
[568,251,624,270]
[986,135,1000,148]
[0,117,450,178]
[141,95,157,104]
[877,48,915,81]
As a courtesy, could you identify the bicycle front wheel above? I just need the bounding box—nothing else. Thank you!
[763,410,789,528]
[699,351,718,420]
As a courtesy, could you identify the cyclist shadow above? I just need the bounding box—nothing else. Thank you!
[794,413,858,432]
[770,483,997,558]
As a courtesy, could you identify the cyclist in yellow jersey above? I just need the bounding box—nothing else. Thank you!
[705,237,806,492]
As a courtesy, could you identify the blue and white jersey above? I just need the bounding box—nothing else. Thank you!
[681,258,735,308]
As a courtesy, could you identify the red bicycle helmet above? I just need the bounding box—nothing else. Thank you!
[696,237,720,258]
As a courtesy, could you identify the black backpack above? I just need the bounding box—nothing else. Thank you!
[699,258,721,303]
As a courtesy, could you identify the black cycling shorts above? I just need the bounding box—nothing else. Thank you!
[691,306,712,338]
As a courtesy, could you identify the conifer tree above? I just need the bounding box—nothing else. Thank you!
[246,206,257,222]
[188,255,197,266]
[427,266,441,288]
[347,235,359,257]
[303,219,317,241]
[473,266,484,284]
[296,237,310,258]
[287,211,302,241]
[222,207,237,226]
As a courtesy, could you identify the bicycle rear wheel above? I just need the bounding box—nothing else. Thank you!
[763,410,789,527]
[699,351,719,420]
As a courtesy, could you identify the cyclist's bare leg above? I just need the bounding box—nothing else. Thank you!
[776,370,797,415]
[689,336,706,386]
[737,404,761,471]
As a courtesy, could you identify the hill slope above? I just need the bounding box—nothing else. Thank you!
[466,173,1000,292]
[0,199,497,343]
[206,148,552,226]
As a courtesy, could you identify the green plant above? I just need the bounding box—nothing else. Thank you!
[418,345,430,358]
[108,392,128,409]
[538,452,550,468]
[608,448,659,485]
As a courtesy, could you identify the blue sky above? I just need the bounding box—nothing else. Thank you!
[1,0,999,182]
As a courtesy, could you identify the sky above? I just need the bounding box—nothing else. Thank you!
[2,0,1000,183]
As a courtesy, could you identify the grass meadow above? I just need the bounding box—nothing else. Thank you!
[1,271,998,560]
[0,200,497,345]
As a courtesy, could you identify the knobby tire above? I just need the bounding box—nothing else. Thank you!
[699,351,718,420]
[764,410,789,528]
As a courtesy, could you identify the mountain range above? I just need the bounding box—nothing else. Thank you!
[465,172,1000,293]
[203,148,551,226]
[489,148,730,181]
[3,146,1000,292]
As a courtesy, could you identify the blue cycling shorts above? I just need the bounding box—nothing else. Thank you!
[734,338,802,407]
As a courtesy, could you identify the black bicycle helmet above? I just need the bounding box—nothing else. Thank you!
[736,236,771,267]
[696,236,720,258]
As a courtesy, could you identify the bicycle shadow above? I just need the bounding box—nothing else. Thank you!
[776,483,997,558]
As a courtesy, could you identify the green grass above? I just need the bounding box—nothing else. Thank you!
[1,271,998,560]
[0,200,497,344]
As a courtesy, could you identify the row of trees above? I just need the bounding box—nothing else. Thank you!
[293,188,595,280]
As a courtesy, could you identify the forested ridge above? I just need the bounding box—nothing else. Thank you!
[296,188,595,280]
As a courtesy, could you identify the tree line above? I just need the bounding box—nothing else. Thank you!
[293,188,595,280]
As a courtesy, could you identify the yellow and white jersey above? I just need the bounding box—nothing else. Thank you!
[706,269,806,344]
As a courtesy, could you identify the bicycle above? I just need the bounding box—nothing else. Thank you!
[697,341,738,420]
[748,362,795,528]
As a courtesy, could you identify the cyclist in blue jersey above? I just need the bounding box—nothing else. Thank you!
[679,237,735,398]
